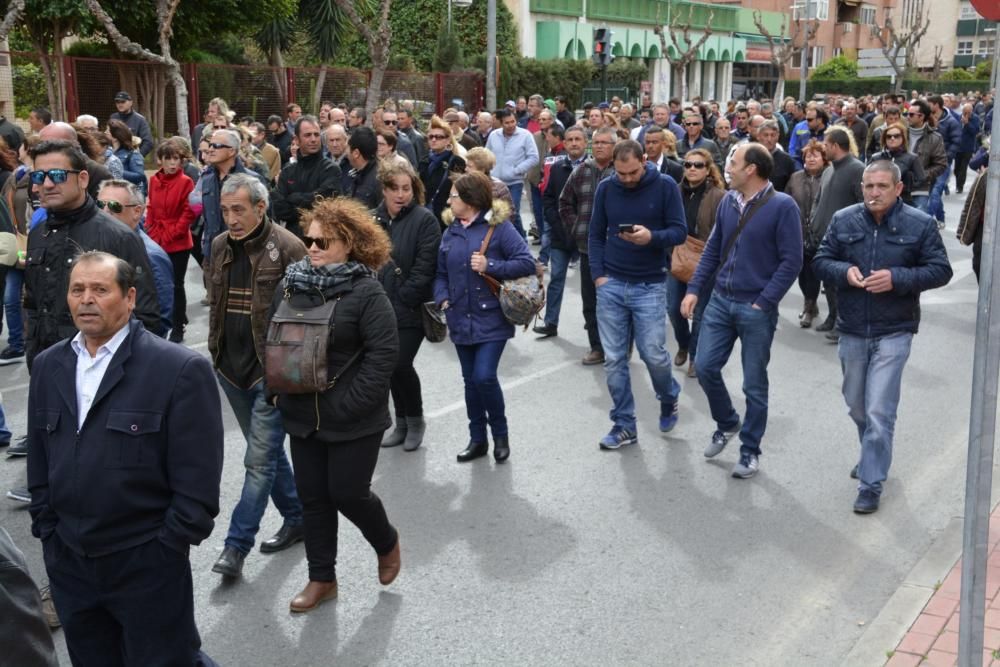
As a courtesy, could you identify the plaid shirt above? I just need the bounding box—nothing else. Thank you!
[557,158,615,254]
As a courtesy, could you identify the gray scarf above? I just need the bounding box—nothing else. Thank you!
[908,124,924,153]
[283,258,371,293]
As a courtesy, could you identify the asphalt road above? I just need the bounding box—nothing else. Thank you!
[0,186,983,666]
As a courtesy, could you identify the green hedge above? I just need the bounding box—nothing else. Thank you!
[487,56,649,109]
[785,78,993,99]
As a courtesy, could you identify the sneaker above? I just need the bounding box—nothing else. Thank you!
[0,347,24,365]
[731,453,759,479]
[659,403,679,433]
[6,435,27,457]
[6,486,29,503]
[853,489,880,513]
[599,426,637,450]
[704,420,741,458]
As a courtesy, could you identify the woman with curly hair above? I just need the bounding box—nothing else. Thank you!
[107,119,147,195]
[433,171,535,463]
[270,197,401,613]
[419,114,466,228]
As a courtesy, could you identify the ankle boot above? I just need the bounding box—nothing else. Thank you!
[402,417,425,452]
[799,300,818,328]
[381,419,407,448]
[493,435,510,462]
[457,440,488,462]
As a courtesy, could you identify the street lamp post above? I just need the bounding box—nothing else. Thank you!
[448,0,473,33]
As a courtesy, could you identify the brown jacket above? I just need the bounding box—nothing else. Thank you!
[912,128,948,192]
[957,168,986,246]
[686,182,726,241]
[207,216,306,367]
[258,142,281,182]
[526,131,547,186]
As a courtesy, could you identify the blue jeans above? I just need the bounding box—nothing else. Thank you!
[666,275,708,358]
[544,247,571,326]
[928,159,952,222]
[912,194,929,214]
[0,400,10,443]
[694,293,779,456]
[506,182,527,238]
[595,278,680,430]
[838,332,913,495]
[217,375,303,554]
[4,267,23,352]
[530,185,549,264]
[455,340,508,442]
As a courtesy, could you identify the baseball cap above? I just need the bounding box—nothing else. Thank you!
[505,100,516,108]
[114,91,132,101]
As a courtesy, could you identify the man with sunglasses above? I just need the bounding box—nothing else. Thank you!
[677,111,723,172]
[38,122,112,201]
[207,173,307,579]
[23,140,162,368]
[271,115,342,243]
[906,99,948,218]
[380,109,418,168]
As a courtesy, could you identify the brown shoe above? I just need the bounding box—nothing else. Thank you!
[289,580,338,613]
[674,348,688,366]
[378,539,401,585]
[581,349,605,366]
[687,361,697,378]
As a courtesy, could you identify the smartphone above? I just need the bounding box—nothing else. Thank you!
[618,224,635,234]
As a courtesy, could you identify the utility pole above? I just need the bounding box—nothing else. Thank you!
[486,0,496,110]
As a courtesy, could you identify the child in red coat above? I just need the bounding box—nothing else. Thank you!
[145,140,196,342]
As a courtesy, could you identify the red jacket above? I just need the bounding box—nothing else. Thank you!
[145,169,195,253]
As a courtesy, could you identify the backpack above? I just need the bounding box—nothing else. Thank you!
[264,296,360,394]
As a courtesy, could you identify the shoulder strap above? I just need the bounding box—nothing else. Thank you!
[710,188,776,286]
[478,224,496,255]
[327,348,362,389]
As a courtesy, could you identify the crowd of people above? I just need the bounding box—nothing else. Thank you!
[0,84,984,664]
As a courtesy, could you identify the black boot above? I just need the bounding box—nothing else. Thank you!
[816,284,838,331]
[381,419,407,448]
[456,441,488,462]
[815,315,836,332]
[493,436,510,463]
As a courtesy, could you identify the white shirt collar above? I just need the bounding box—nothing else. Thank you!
[71,321,131,360]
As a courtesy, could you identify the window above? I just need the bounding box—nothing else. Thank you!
[960,1,980,20]
[791,46,826,69]
[842,21,853,33]
[978,37,995,55]
[793,0,829,21]
[860,5,876,24]
[957,41,974,55]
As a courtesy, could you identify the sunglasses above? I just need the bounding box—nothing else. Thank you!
[383,119,397,125]
[683,161,707,169]
[96,199,139,214]
[303,235,337,250]
[885,133,903,139]
[683,122,702,127]
[30,169,81,185]
[428,134,449,140]
[208,142,234,150]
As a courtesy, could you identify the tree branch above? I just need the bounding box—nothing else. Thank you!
[0,0,25,42]
[83,0,172,66]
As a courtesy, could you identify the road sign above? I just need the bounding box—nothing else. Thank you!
[858,48,905,79]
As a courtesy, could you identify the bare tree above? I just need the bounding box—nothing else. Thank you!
[932,44,944,80]
[872,8,931,94]
[83,0,189,139]
[654,4,714,100]
[332,0,393,125]
[0,0,25,41]
[753,10,818,104]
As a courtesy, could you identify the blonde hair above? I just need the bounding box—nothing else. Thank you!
[465,147,496,175]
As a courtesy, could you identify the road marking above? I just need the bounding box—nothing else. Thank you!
[425,359,578,419]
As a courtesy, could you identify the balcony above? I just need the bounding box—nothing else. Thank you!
[581,0,739,32]
[957,18,999,36]
[529,0,584,16]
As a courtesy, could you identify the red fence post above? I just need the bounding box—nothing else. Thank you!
[435,73,444,115]
[186,62,200,137]
[285,67,296,106]
[61,56,78,122]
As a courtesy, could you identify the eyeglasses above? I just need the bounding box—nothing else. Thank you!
[683,122,702,127]
[448,193,460,199]
[208,142,234,150]
[30,169,81,185]
[428,134,449,140]
[683,161,707,169]
[303,235,337,250]
[383,120,397,125]
[885,133,903,140]
[96,199,140,213]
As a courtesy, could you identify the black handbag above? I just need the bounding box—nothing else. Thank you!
[421,301,447,342]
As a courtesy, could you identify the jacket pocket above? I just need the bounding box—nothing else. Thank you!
[105,410,162,468]
[34,409,59,436]
[835,232,865,244]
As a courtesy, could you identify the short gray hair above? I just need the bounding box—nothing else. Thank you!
[75,114,98,128]
[758,119,780,134]
[98,179,144,206]
[211,128,241,150]
[864,159,902,184]
[221,173,269,208]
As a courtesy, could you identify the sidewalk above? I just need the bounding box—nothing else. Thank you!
[885,509,1000,666]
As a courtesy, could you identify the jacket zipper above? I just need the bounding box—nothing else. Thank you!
[866,226,878,339]
[314,393,321,432]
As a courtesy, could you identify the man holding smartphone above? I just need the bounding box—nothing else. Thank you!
[588,140,688,450]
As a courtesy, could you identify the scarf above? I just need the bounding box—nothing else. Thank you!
[908,124,925,153]
[283,258,371,293]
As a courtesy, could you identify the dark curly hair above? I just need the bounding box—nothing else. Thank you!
[299,197,391,270]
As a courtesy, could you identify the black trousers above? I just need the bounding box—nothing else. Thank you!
[955,151,973,192]
[290,431,397,582]
[578,253,602,351]
[44,535,214,667]
[798,248,821,302]
[389,327,424,418]
[168,250,190,328]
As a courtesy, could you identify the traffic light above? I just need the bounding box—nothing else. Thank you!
[593,27,613,67]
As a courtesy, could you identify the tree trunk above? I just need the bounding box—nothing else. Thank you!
[366,58,386,124]
[169,63,189,139]
[313,64,327,114]
[270,44,287,103]
[774,74,785,105]
[34,42,58,121]
[52,25,66,120]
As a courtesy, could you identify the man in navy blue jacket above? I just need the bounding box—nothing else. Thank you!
[681,144,803,479]
[928,94,961,226]
[28,251,223,666]
[589,140,688,450]
[813,161,951,513]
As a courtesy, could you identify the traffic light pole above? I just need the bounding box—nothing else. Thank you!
[601,65,607,104]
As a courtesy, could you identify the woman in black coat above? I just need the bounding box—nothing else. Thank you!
[419,114,466,227]
[270,197,400,613]
[375,160,441,452]
[868,121,925,206]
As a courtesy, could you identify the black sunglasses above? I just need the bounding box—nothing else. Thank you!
[683,122,702,127]
[303,235,336,250]
[30,169,81,185]
[683,161,707,169]
[382,119,397,125]
[208,142,233,150]
[96,199,140,214]
[885,133,903,139]
[427,134,449,140]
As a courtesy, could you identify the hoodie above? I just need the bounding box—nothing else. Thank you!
[588,162,688,284]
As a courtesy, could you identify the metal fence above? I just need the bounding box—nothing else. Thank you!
[5,51,484,139]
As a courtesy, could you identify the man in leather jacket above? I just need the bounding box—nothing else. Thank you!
[271,115,342,242]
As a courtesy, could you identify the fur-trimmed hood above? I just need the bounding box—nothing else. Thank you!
[440,198,512,227]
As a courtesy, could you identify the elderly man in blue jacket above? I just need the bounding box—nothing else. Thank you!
[589,140,688,451]
[813,160,952,513]
[28,251,224,666]
[681,144,803,480]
